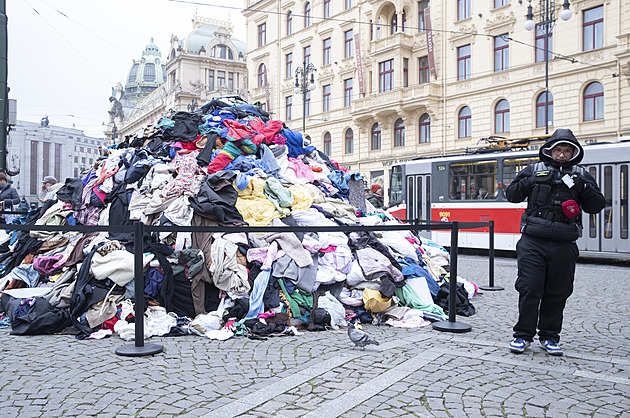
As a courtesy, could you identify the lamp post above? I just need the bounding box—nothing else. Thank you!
[294,59,317,133]
[525,0,572,134]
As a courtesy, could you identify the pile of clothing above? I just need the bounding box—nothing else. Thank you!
[0,96,478,341]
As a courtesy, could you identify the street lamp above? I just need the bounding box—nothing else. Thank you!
[525,0,571,134]
[294,59,317,133]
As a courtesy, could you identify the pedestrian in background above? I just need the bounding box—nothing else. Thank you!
[366,184,384,209]
[39,176,62,203]
[0,172,20,224]
[17,198,30,214]
[506,128,605,356]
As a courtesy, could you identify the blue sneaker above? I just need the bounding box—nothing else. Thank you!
[540,339,563,356]
[509,338,531,353]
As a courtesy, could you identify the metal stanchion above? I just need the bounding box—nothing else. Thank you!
[433,221,472,333]
[116,221,163,357]
[479,220,503,291]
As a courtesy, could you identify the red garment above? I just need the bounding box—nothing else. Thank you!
[206,152,234,174]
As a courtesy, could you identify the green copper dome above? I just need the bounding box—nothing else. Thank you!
[124,38,167,105]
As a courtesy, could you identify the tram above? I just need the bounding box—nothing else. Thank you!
[388,138,629,256]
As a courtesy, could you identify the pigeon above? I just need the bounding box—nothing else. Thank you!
[347,322,380,350]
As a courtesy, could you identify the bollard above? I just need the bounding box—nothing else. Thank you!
[115,221,163,357]
[479,220,504,291]
[432,221,472,333]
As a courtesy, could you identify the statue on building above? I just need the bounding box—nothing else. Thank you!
[108,84,125,125]
[40,115,49,127]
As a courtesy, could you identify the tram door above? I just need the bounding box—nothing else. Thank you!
[580,164,630,253]
[406,174,431,237]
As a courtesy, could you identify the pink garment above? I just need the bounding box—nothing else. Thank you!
[287,158,315,182]
[272,134,287,145]
[163,151,204,198]
[257,312,275,319]
[319,246,337,253]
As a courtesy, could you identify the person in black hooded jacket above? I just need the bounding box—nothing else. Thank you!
[505,128,605,356]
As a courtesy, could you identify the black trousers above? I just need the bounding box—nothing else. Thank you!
[513,234,579,342]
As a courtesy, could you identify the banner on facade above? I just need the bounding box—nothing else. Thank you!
[354,34,365,94]
[425,8,437,78]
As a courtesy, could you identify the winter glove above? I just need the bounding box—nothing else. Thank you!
[571,174,586,191]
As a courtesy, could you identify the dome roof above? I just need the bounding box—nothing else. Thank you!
[180,17,246,60]
[124,38,167,105]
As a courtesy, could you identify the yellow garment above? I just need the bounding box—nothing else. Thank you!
[236,177,283,226]
[289,184,313,211]
[49,272,63,283]
[301,183,327,204]
[362,288,392,313]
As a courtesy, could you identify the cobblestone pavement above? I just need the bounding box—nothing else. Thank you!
[1,255,629,417]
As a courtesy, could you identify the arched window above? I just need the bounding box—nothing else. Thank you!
[287,11,293,35]
[345,128,354,154]
[495,99,510,133]
[390,13,397,35]
[584,82,604,121]
[371,123,381,150]
[257,63,267,87]
[143,63,156,82]
[129,64,139,83]
[402,10,407,33]
[536,91,553,128]
[304,2,312,27]
[419,113,430,143]
[458,107,472,138]
[376,17,382,40]
[323,132,332,156]
[394,118,405,147]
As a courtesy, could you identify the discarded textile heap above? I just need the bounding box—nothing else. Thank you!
[0,96,479,341]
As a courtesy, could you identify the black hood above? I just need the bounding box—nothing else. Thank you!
[539,128,584,167]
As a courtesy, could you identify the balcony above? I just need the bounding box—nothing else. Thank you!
[351,83,442,121]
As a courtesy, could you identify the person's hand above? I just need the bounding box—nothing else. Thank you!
[571,174,585,191]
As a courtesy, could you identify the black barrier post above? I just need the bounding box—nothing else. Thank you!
[433,221,471,333]
[115,221,163,357]
[479,220,503,291]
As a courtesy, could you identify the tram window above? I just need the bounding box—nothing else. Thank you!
[449,160,497,200]
[604,166,613,239]
[589,166,597,238]
[503,158,538,186]
[621,165,628,239]
[390,166,404,206]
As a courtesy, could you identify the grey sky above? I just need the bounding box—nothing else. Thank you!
[7,0,247,138]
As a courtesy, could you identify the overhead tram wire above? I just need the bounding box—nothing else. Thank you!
[166,0,621,79]
[22,0,116,86]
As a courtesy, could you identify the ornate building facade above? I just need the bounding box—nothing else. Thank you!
[243,0,630,192]
[115,16,248,141]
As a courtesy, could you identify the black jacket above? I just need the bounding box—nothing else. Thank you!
[506,129,605,241]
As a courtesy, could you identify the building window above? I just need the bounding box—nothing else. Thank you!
[376,17,382,40]
[258,23,266,47]
[344,78,353,107]
[495,99,510,133]
[583,6,603,51]
[286,53,293,78]
[129,64,139,83]
[345,0,352,10]
[74,156,78,163]
[371,123,382,150]
[30,141,38,195]
[419,56,429,84]
[535,23,553,62]
[379,59,394,92]
[403,58,409,87]
[494,0,508,7]
[257,63,266,87]
[418,1,429,32]
[458,0,471,20]
[419,113,430,143]
[536,91,553,128]
[458,106,472,138]
[228,72,234,90]
[345,128,354,154]
[391,13,397,35]
[323,132,332,156]
[304,2,312,27]
[394,119,405,147]
[324,0,330,19]
[287,11,293,35]
[494,34,509,72]
[305,91,311,116]
[323,84,331,112]
[218,71,226,87]
[286,96,293,120]
[323,38,331,65]
[209,70,215,91]
[143,63,156,82]
[457,44,471,81]
[402,10,407,33]
[584,82,604,121]
[344,30,353,58]
[304,45,311,66]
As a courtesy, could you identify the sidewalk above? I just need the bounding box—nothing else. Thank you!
[1,255,629,417]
